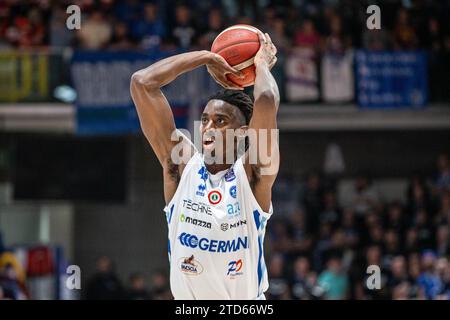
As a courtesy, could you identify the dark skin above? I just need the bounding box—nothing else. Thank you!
[130,32,279,212]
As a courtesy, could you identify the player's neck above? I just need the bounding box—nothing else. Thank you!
[205,163,232,175]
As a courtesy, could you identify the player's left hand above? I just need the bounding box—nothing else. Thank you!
[254,32,277,70]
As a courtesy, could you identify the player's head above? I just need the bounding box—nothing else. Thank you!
[200,89,253,164]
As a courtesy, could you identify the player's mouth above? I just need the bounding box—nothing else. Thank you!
[203,136,215,150]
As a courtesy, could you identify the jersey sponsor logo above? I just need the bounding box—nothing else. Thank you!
[196,167,208,197]
[179,255,203,275]
[227,202,241,218]
[196,183,206,197]
[220,220,246,231]
[229,185,237,198]
[180,214,212,229]
[224,168,236,182]
[178,232,249,253]
[182,199,212,216]
[208,190,222,205]
[227,259,244,277]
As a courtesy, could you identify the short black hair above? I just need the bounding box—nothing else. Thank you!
[208,89,253,125]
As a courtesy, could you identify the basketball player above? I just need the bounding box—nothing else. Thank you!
[130,30,279,300]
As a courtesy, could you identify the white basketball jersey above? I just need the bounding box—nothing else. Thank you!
[164,151,272,300]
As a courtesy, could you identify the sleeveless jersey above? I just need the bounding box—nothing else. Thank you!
[164,151,272,300]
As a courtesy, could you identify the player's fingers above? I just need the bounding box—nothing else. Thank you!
[219,74,244,90]
[257,31,267,46]
[269,56,277,69]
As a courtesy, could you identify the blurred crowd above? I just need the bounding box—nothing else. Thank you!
[1,0,449,53]
[84,256,172,300]
[265,152,450,300]
[1,0,449,102]
[82,152,450,301]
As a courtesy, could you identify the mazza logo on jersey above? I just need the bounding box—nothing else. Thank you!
[178,232,248,253]
[227,259,243,277]
[180,214,211,229]
[179,255,203,276]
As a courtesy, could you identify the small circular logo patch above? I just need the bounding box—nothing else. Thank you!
[208,190,222,205]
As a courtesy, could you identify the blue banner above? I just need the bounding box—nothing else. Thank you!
[71,50,203,135]
[355,50,428,109]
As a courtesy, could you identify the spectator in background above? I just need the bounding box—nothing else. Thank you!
[109,22,134,50]
[435,192,450,225]
[196,8,224,49]
[322,14,351,55]
[293,19,321,53]
[417,250,443,300]
[291,256,323,300]
[384,202,407,235]
[387,256,409,291]
[85,256,124,300]
[77,10,112,49]
[131,2,166,51]
[267,254,291,300]
[300,172,323,233]
[49,4,74,47]
[289,209,313,255]
[350,175,379,221]
[392,281,411,300]
[317,255,349,300]
[434,153,450,193]
[319,190,341,227]
[393,8,418,50]
[362,26,391,51]
[149,270,172,300]
[407,176,432,216]
[340,208,359,249]
[126,272,151,300]
[435,224,450,257]
[171,3,196,49]
[413,209,434,250]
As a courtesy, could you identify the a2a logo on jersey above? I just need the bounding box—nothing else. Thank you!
[227,202,241,218]
[179,255,203,276]
[227,259,244,278]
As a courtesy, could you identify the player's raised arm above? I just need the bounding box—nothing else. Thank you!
[130,50,242,167]
[244,32,280,212]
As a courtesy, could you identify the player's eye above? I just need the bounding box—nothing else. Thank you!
[216,118,225,125]
[201,117,208,125]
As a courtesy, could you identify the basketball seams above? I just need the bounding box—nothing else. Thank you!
[214,40,260,57]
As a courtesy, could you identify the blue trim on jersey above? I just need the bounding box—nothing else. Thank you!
[253,210,261,230]
[254,209,263,296]
[168,239,171,262]
[167,204,174,224]
[257,234,263,296]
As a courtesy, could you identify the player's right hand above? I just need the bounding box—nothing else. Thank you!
[206,52,244,90]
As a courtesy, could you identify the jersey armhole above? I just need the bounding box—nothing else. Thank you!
[163,151,202,216]
[235,156,273,221]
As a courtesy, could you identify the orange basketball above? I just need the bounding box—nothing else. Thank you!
[211,24,261,87]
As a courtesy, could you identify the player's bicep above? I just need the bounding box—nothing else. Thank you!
[248,93,280,175]
[130,78,178,166]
